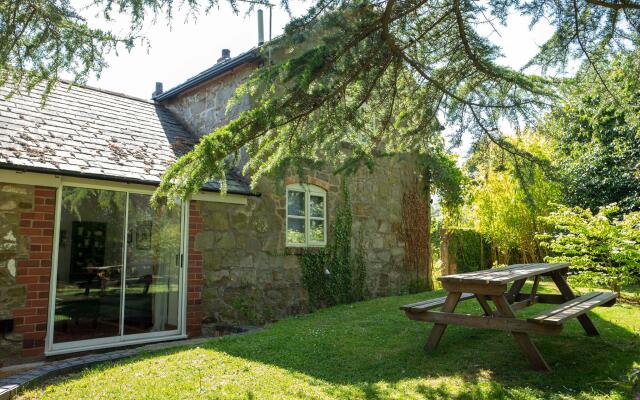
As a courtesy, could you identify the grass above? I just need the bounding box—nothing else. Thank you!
[20,284,640,399]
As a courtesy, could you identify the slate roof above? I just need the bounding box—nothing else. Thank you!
[0,82,251,195]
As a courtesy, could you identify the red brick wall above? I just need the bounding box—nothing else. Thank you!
[186,201,203,337]
[9,189,204,356]
[13,186,56,358]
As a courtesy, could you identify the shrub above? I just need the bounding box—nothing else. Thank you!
[538,204,640,293]
[446,228,492,273]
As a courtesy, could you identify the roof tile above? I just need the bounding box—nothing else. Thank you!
[0,82,251,195]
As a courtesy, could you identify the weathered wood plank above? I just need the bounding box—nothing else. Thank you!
[492,294,551,371]
[528,292,617,326]
[440,263,569,285]
[441,280,508,296]
[400,293,475,311]
[405,310,562,335]
[550,271,601,336]
[424,292,462,351]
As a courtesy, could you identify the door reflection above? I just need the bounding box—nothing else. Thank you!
[123,194,181,334]
[53,188,125,343]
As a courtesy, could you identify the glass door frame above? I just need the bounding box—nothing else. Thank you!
[45,180,189,356]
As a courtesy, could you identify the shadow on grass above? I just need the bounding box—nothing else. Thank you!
[55,290,638,399]
[197,293,637,394]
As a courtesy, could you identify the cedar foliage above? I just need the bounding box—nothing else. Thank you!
[2,0,639,202]
[150,0,639,200]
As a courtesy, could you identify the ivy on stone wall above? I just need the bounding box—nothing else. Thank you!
[401,183,433,293]
[299,181,367,309]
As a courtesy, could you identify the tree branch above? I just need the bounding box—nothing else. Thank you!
[586,0,640,10]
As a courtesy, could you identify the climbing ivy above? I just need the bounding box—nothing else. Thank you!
[299,181,367,309]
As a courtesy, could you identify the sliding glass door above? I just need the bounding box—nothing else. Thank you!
[123,193,181,335]
[52,188,126,344]
[50,186,185,351]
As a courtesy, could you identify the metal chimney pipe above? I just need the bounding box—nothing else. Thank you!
[217,48,231,62]
[257,9,265,45]
[152,82,163,98]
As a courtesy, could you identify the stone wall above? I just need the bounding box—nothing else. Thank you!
[0,184,32,363]
[165,58,421,326]
[0,184,31,320]
[194,156,418,325]
[164,64,254,137]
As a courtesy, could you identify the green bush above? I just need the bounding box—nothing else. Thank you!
[448,229,492,273]
[538,204,640,293]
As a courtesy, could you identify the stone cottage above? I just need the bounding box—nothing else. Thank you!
[0,47,422,365]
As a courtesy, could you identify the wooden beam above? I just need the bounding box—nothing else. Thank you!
[405,310,562,335]
[506,278,527,303]
[492,295,552,371]
[515,293,566,304]
[530,275,540,302]
[511,296,539,312]
[475,294,493,316]
[441,281,507,296]
[424,292,462,351]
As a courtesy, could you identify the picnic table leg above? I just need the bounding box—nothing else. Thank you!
[475,294,493,316]
[424,292,462,351]
[506,278,527,303]
[550,271,600,336]
[492,295,551,372]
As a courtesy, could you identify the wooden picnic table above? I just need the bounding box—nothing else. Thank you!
[401,263,617,371]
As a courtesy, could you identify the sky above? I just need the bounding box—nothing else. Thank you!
[80,2,555,100]
[78,1,309,99]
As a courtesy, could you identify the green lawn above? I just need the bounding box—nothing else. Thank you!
[20,286,640,399]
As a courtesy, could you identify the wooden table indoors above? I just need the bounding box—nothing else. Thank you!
[401,263,617,371]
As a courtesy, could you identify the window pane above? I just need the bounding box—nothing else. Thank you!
[310,219,325,243]
[123,194,181,335]
[287,218,305,244]
[287,191,305,216]
[309,195,324,218]
[54,187,126,344]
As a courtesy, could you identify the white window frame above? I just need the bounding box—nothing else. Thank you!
[285,184,327,247]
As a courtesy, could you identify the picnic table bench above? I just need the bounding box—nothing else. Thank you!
[401,263,617,371]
